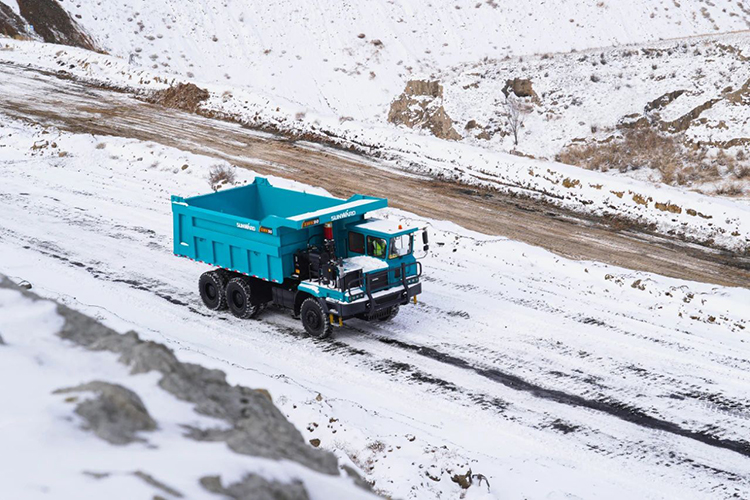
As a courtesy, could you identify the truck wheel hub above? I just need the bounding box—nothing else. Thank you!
[231,291,245,308]
[305,311,320,328]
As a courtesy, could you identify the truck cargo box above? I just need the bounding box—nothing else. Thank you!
[171,177,387,283]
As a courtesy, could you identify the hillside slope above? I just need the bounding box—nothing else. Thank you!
[3,0,749,120]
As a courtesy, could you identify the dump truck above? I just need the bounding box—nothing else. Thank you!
[171,177,426,338]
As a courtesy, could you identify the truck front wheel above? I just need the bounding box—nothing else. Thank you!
[226,277,262,319]
[300,298,332,339]
[199,271,228,311]
[378,305,400,322]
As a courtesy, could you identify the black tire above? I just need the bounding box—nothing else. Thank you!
[226,277,262,319]
[378,305,400,322]
[199,271,228,311]
[300,298,332,339]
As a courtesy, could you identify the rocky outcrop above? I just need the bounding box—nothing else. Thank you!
[149,83,210,113]
[662,98,721,133]
[0,276,367,495]
[645,90,686,113]
[502,78,539,103]
[54,296,340,475]
[201,474,310,500]
[0,3,34,39]
[17,0,97,51]
[388,80,462,140]
[54,381,157,445]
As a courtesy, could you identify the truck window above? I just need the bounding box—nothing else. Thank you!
[389,234,413,259]
[349,232,365,254]
[367,236,387,258]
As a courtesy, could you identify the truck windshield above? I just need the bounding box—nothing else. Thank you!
[389,234,412,259]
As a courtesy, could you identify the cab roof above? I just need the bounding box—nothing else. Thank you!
[349,218,417,236]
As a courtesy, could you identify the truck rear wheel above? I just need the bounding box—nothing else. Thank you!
[199,271,228,311]
[226,277,262,319]
[300,298,332,339]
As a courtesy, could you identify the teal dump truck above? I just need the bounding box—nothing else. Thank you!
[171,177,426,338]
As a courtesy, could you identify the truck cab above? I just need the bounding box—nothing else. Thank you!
[296,217,423,323]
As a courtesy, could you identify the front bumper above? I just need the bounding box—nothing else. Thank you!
[328,282,422,320]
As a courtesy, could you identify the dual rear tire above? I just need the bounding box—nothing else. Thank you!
[226,277,262,319]
[198,271,331,339]
[199,271,261,319]
[199,270,228,311]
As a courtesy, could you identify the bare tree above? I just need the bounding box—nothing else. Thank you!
[501,94,531,146]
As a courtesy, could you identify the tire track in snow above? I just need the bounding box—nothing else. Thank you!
[376,337,750,459]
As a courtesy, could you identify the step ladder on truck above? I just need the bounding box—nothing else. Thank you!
[171,177,428,338]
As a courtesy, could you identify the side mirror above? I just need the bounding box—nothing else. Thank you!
[422,229,429,252]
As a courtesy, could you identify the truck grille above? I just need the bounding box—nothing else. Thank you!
[368,269,390,293]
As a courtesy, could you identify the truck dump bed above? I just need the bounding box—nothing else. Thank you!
[172,178,387,283]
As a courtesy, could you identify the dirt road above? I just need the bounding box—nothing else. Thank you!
[2,63,749,288]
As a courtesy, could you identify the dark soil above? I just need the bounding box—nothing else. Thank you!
[148,83,210,113]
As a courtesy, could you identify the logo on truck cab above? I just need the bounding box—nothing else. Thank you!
[331,210,356,221]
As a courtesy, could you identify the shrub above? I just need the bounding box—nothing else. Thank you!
[207,164,236,191]
[714,182,744,196]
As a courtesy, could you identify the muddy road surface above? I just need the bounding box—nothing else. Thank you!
[1,63,749,288]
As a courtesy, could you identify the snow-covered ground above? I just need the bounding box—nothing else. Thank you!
[2,113,750,499]
[440,33,750,159]
[4,0,749,120]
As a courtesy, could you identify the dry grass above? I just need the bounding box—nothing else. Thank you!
[557,128,742,187]
[714,182,745,196]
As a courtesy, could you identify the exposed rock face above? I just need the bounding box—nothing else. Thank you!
[645,90,686,113]
[503,78,538,101]
[149,83,210,113]
[17,0,97,51]
[0,332,5,345]
[54,381,157,445]
[388,80,462,141]
[0,3,33,39]
[201,474,310,500]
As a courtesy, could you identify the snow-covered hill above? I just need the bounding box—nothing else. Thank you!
[2,0,749,196]
[2,0,749,121]
[440,32,750,194]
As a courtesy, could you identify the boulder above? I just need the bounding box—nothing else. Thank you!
[388,80,462,141]
[54,381,157,445]
[503,78,538,101]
